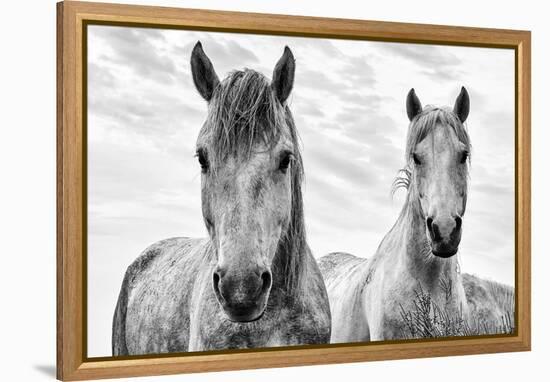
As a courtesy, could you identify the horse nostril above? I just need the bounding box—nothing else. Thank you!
[426,217,440,242]
[260,271,272,294]
[426,217,433,231]
[455,216,462,231]
[426,217,443,243]
[212,272,222,296]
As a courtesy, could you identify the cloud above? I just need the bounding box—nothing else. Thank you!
[88,62,117,89]
[180,34,259,74]
[472,181,514,197]
[478,110,515,141]
[419,67,463,82]
[380,43,461,67]
[305,143,378,189]
[337,92,394,109]
[88,139,205,246]
[295,67,341,93]
[342,55,377,87]
[294,99,326,119]
[288,38,342,58]
[91,26,179,84]
[299,121,400,211]
[295,55,376,94]
[327,104,405,175]
[379,43,464,80]
[304,173,392,233]
[89,88,203,138]
[338,107,400,137]
[88,50,205,149]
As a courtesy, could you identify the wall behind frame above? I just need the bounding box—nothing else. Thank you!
[0,0,546,381]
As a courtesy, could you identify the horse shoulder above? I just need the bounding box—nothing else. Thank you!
[113,237,209,355]
[112,239,171,355]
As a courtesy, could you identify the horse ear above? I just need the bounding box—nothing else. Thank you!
[453,86,470,123]
[272,46,295,104]
[190,41,220,102]
[406,88,423,121]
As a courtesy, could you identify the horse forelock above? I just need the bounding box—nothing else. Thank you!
[201,68,307,294]
[392,106,471,196]
[201,69,295,166]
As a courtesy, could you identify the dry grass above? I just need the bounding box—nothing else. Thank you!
[399,279,515,339]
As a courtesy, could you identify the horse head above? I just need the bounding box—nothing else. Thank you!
[191,42,304,322]
[404,87,471,258]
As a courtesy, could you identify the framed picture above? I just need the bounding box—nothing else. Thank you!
[57,1,531,380]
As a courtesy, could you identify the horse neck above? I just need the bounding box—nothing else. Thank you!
[383,188,460,291]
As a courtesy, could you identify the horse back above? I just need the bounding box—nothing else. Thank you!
[112,237,210,356]
[318,252,370,343]
[318,252,367,287]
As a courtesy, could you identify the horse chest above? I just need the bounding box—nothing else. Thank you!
[267,308,329,346]
[190,301,328,351]
[372,272,465,340]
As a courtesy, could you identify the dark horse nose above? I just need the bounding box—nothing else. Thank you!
[212,266,272,322]
[426,216,462,243]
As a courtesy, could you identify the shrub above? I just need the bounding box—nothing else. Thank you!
[399,280,514,339]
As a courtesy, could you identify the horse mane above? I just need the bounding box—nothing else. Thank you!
[392,106,471,196]
[202,69,307,295]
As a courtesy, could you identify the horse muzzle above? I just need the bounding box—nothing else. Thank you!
[426,215,462,258]
[212,267,272,322]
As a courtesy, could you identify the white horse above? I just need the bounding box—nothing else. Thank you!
[319,88,473,341]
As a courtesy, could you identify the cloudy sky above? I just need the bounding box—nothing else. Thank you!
[87,25,515,357]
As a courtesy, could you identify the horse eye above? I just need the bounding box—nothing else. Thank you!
[196,149,209,173]
[412,153,422,166]
[460,151,469,164]
[279,152,294,173]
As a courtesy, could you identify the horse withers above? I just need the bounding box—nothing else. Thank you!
[112,42,331,355]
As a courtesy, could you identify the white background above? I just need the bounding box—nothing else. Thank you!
[0,0,547,380]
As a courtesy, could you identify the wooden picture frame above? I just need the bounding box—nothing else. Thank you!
[57,1,531,380]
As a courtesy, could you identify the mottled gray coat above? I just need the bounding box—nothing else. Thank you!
[113,237,330,354]
[112,42,331,355]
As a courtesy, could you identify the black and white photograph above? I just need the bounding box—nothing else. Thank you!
[86,25,515,358]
